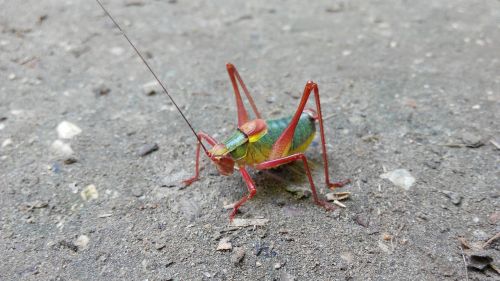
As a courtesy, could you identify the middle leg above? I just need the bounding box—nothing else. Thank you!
[255,153,336,211]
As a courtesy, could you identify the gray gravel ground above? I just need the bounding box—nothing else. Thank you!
[1,0,499,280]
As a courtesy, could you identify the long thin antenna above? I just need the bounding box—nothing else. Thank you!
[96,0,208,153]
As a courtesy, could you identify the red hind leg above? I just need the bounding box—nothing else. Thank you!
[269,81,350,189]
[229,166,257,221]
[182,132,218,186]
[255,153,336,211]
[226,63,262,126]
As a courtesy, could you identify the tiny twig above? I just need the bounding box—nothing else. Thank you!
[489,139,500,150]
[482,232,500,249]
[460,246,469,281]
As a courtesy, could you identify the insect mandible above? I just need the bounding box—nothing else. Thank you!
[96,0,351,220]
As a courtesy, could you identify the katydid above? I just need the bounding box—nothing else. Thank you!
[97,0,351,221]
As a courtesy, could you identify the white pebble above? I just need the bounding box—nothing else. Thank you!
[342,50,352,56]
[81,184,99,201]
[2,138,12,148]
[51,140,74,156]
[472,104,480,109]
[141,81,161,96]
[110,46,125,56]
[74,235,90,250]
[8,73,16,80]
[10,109,23,115]
[57,121,82,139]
[380,169,415,190]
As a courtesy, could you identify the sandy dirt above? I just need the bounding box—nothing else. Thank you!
[1,0,499,280]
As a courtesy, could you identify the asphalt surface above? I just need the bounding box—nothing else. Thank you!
[1,0,499,280]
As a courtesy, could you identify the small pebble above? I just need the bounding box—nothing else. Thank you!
[342,50,352,56]
[74,235,89,250]
[274,262,282,269]
[441,190,462,205]
[93,84,111,96]
[285,185,311,199]
[380,169,415,190]
[110,46,125,56]
[354,214,369,227]
[231,247,245,265]
[63,157,78,165]
[51,140,74,156]
[81,184,99,201]
[57,121,82,139]
[488,211,500,224]
[461,132,484,148]
[8,73,16,80]
[2,138,13,148]
[132,187,144,197]
[138,143,159,157]
[472,229,489,241]
[216,237,232,251]
[141,81,161,96]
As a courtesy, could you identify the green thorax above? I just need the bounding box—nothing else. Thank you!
[221,113,316,165]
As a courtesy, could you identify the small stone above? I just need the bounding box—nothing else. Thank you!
[472,229,489,241]
[354,214,369,227]
[74,235,90,250]
[231,247,245,265]
[63,157,78,165]
[441,190,462,205]
[58,240,78,252]
[2,138,13,148]
[141,81,161,96]
[342,50,352,56]
[132,187,144,197]
[378,240,391,254]
[230,218,269,227]
[216,237,232,251]
[110,46,125,56]
[69,182,79,193]
[488,211,500,224]
[138,143,159,157]
[467,251,494,271]
[57,121,82,139]
[382,233,393,241]
[93,84,111,96]
[325,3,344,13]
[380,169,415,190]
[285,185,311,199]
[51,140,74,156]
[340,252,353,264]
[8,73,16,80]
[256,261,262,267]
[274,262,282,269]
[461,132,484,148]
[81,184,99,201]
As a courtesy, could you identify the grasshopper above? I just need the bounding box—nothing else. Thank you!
[97,0,351,220]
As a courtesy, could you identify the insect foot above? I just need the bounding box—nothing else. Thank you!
[328,179,352,190]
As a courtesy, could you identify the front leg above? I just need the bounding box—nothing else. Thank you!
[229,166,257,221]
[182,132,218,186]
